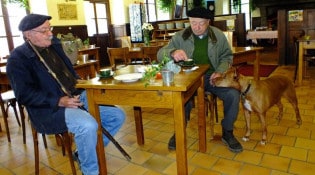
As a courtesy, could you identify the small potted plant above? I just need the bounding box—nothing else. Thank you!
[83,38,90,48]
[142,55,171,87]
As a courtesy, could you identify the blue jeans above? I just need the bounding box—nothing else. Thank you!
[65,90,125,175]
[204,74,240,131]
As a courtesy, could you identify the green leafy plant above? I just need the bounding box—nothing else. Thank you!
[142,54,171,87]
[157,0,176,12]
[6,0,29,9]
[83,38,90,46]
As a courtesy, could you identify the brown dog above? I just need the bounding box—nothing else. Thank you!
[213,67,302,145]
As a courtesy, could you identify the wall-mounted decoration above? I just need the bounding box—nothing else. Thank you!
[57,3,78,20]
[288,10,303,22]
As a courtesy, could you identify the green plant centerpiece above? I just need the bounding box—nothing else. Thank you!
[142,55,171,87]
[57,33,82,65]
[83,38,90,48]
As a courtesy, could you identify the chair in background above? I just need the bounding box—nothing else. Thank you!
[31,124,76,175]
[0,87,26,144]
[107,47,129,70]
[142,45,161,64]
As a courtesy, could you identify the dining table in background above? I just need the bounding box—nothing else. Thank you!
[76,64,210,175]
[247,30,278,44]
[78,46,100,72]
[232,47,263,80]
[247,30,278,40]
[0,60,98,86]
[74,60,98,80]
[297,40,315,86]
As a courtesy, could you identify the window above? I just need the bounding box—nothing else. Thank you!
[144,0,170,22]
[0,2,26,57]
[83,1,109,36]
[230,0,250,30]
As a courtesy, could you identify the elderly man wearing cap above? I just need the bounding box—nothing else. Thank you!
[7,14,126,174]
[157,7,242,153]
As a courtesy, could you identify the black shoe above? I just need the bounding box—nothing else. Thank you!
[168,134,176,150]
[72,150,82,171]
[222,130,243,153]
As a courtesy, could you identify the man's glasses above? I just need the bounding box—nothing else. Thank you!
[31,27,53,34]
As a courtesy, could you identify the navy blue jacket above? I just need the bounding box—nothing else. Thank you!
[7,37,80,134]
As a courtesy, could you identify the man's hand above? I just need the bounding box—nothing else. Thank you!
[209,72,222,85]
[171,49,189,62]
[58,95,83,108]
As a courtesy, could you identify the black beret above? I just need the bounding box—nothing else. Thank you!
[18,14,52,32]
[187,7,212,19]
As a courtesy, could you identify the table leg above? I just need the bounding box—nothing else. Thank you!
[197,77,206,153]
[298,43,303,86]
[86,90,107,175]
[253,50,261,81]
[134,106,144,145]
[173,92,188,175]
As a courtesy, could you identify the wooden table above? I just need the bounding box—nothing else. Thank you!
[128,46,263,80]
[78,47,100,72]
[232,47,263,80]
[76,64,209,175]
[297,40,315,86]
[74,60,98,80]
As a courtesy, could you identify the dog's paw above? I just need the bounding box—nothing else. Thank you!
[242,136,250,142]
[260,140,267,145]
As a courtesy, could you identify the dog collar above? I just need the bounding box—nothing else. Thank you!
[241,83,251,97]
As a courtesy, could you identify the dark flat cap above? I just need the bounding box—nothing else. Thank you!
[187,7,212,19]
[19,14,52,32]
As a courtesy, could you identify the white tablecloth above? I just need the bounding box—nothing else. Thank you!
[247,31,278,40]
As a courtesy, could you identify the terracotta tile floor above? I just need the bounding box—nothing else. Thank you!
[1,47,315,175]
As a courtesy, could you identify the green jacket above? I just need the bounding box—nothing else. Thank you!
[157,26,233,74]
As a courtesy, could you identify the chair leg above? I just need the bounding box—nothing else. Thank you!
[18,103,26,144]
[205,93,219,139]
[8,100,21,127]
[1,103,11,142]
[55,134,66,156]
[42,134,48,149]
[31,126,40,175]
[31,126,76,175]
[62,132,77,175]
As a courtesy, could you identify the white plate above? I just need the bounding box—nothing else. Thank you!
[114,73,143,83]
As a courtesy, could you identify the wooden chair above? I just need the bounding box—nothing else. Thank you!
[31,124,76,175]
[0,88,26,144]
[107,47,129,69]
[142,45,161,64]
[303,49,315,78]
[204,91,219,139]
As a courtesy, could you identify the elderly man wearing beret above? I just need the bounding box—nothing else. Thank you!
[7,14,126,175]
[158,7,242,153]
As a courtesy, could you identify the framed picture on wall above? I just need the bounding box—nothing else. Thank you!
[57,4,78,20]
[288,10,303,22]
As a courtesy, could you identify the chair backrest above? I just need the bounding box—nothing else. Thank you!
[107,47,129,68]
[142,46,161,63]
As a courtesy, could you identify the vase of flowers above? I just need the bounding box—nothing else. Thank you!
[142,23,154,46]
[142,54,171,87]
